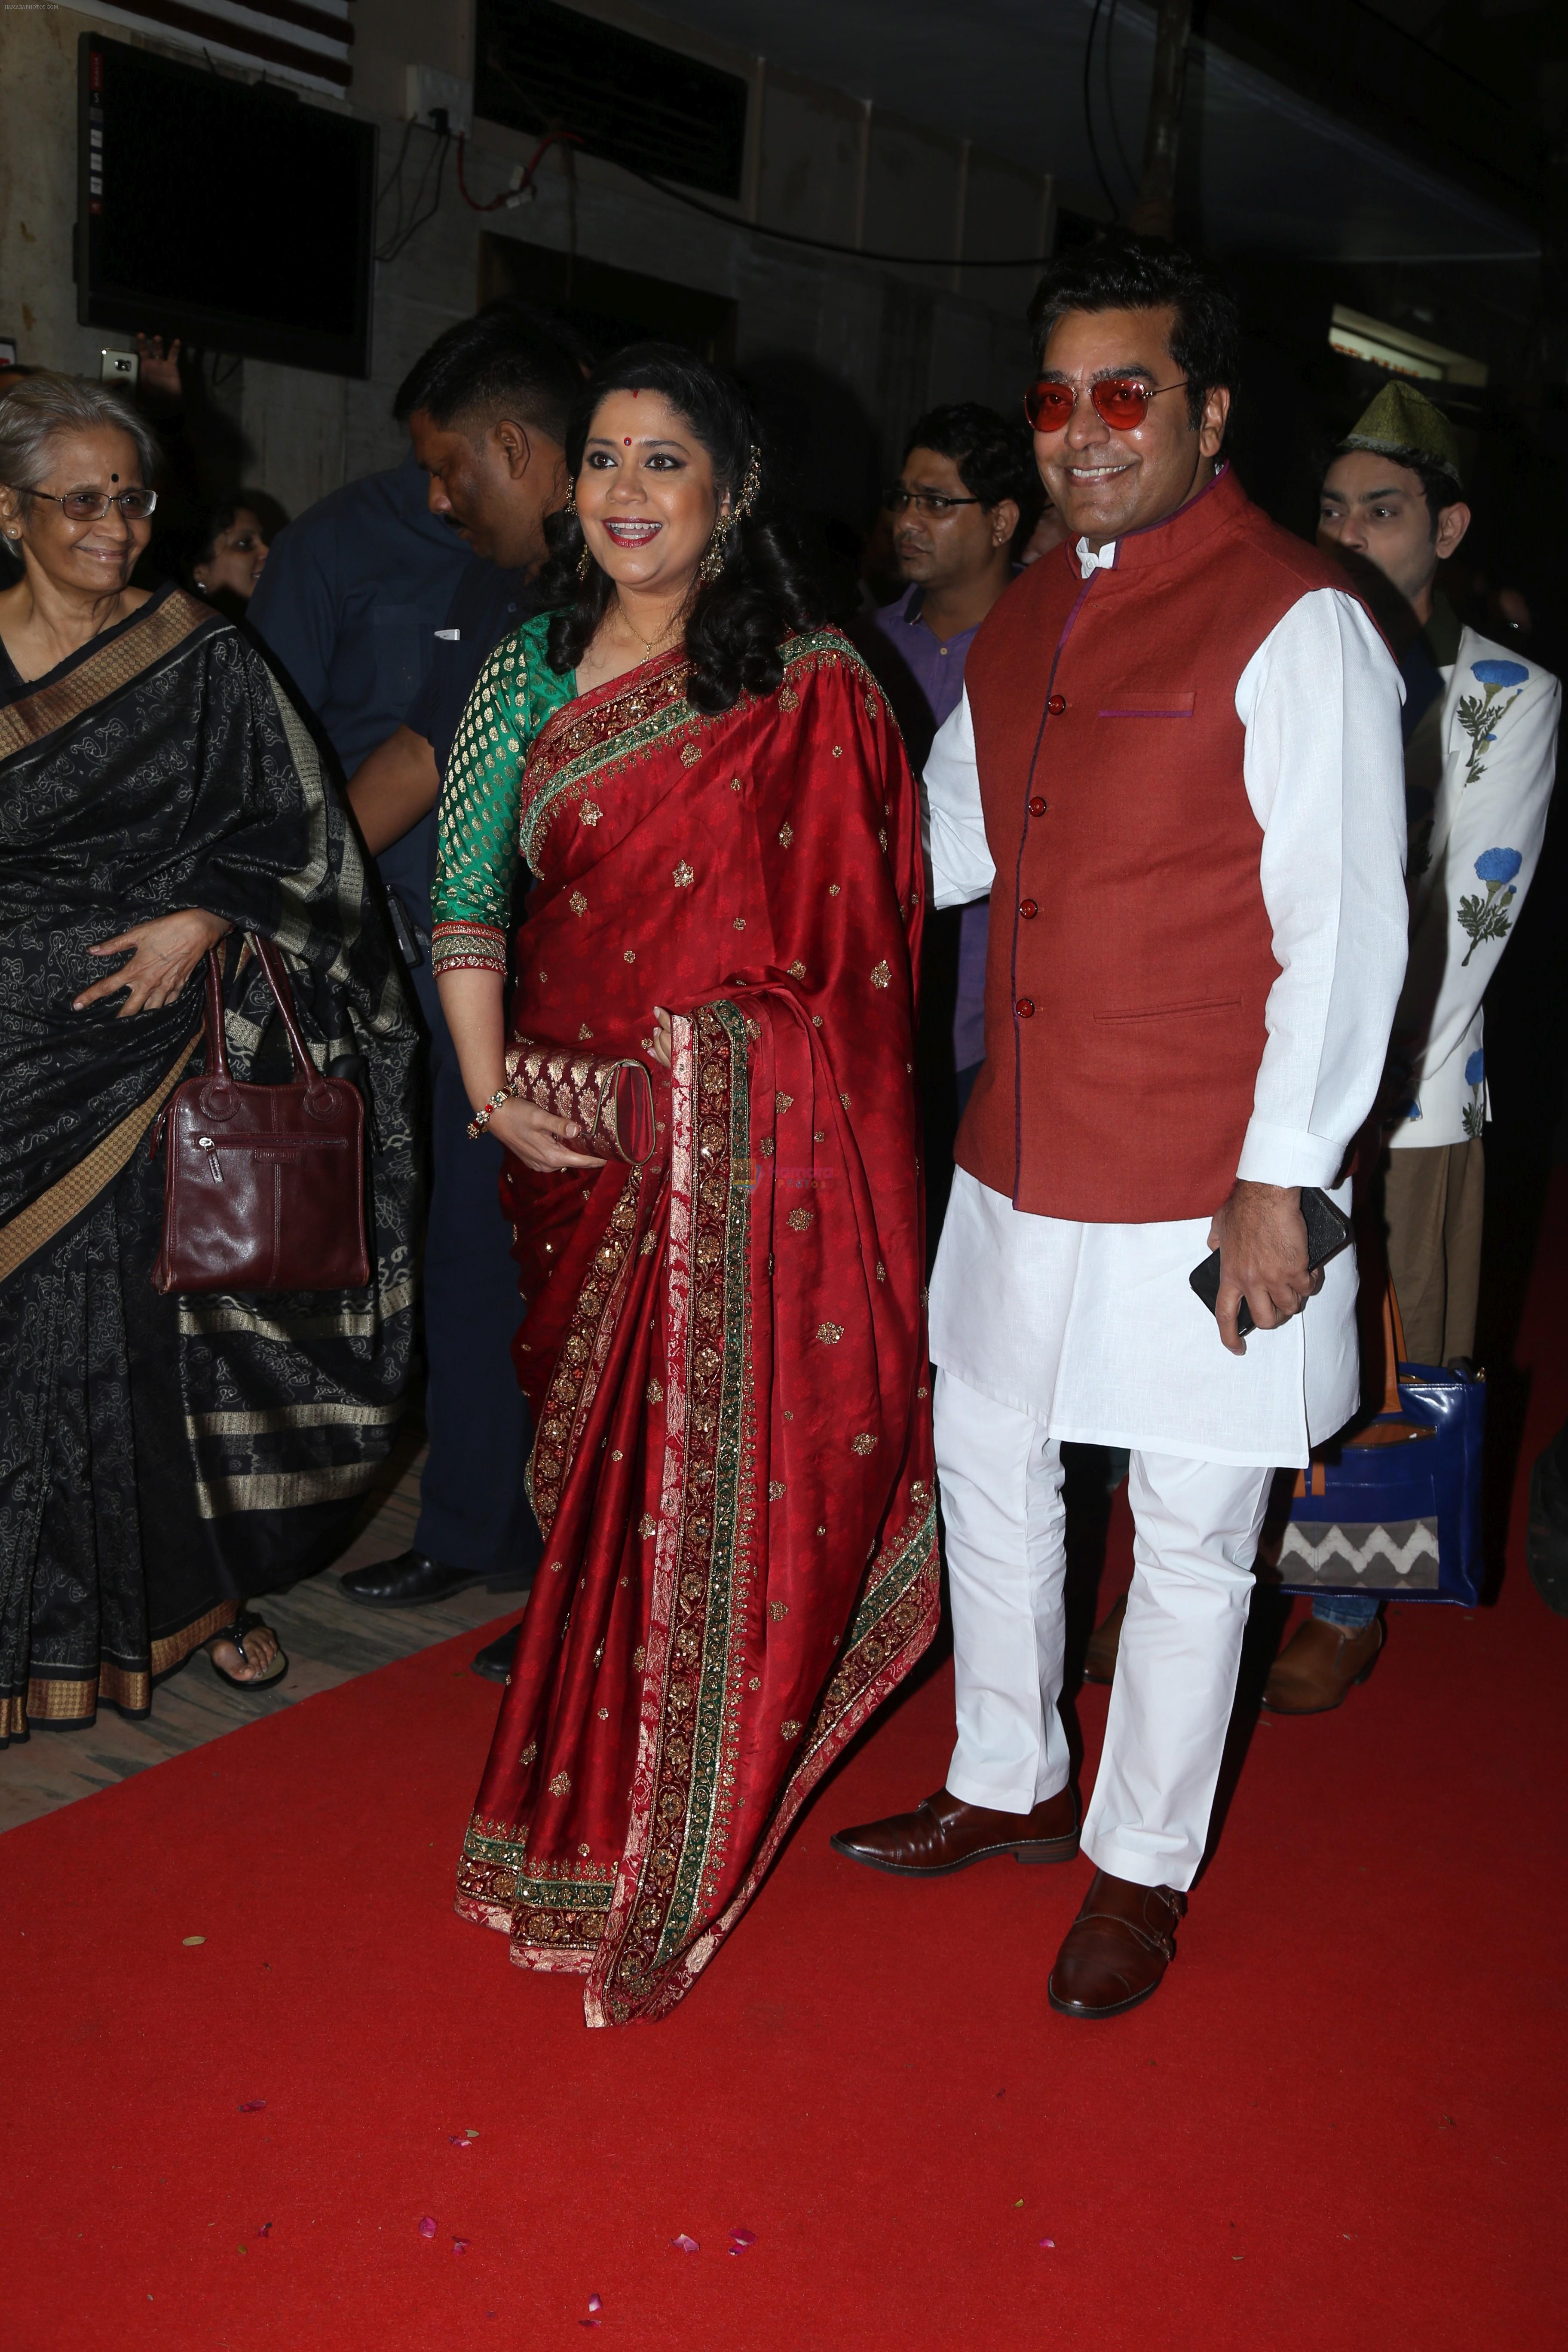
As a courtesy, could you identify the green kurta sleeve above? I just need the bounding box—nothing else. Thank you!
[431,611,574,977]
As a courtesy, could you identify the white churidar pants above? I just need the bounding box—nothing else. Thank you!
[936,1367,1272,1893]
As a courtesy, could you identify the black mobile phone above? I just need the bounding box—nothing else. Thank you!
[1188,1186,1353,1338]
[384,889,425,971]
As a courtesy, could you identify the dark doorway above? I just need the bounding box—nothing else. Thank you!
[478,232,738,368]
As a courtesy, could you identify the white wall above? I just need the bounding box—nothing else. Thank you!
[0,0,1050,526]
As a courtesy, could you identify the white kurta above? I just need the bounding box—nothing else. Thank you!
[925,572,1409,1470]
[1387,625,1560,1149]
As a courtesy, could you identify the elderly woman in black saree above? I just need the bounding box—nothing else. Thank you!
[0,373,418,1745]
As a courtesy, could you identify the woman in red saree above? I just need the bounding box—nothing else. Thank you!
[432,346,937,2025]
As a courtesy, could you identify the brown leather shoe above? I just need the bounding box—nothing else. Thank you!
[1084,1591,1125,1685]
[1262,1614,1384,1715]
[830,1785,1080,1876]
[1047,1871,1187,2018]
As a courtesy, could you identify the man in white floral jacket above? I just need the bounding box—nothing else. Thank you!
[1268,379,1560,1709]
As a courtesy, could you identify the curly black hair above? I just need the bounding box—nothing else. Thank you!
[1027,233,1240,433]
[900,401,1045,548]
[536,343,821,716]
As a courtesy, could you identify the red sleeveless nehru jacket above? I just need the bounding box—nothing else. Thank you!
[957,463,1352,1225]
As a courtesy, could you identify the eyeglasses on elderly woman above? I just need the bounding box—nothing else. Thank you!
[26,486,159,521]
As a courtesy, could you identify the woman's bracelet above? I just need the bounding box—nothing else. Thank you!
[465,1086,511,1141]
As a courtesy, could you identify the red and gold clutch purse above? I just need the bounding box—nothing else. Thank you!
[505,1036,658,1165]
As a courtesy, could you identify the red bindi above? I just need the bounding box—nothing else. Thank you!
[624,437,631,445]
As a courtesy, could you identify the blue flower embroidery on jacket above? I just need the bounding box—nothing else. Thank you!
[1458,847,1522,967]
[1457,659,1529,786]
[1463,1045,1487,1138]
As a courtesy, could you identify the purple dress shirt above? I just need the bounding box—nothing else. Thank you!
[873,586,989,1071]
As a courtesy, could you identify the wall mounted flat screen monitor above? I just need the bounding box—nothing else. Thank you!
[77,34,376,378]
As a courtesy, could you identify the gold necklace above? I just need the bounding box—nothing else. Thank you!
[618,598,682,659]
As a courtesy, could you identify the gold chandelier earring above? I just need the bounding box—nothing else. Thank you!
[564,482,592,582]
[695,447,761,588]
[695,509,729,588]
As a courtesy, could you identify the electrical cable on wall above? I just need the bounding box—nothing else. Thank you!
[620,155,1060,266]
[1102,0,1141,202]
[1082,0,1124,220]
[457,128,582,214]
[375,121,452,264]
[470,62,1076,268]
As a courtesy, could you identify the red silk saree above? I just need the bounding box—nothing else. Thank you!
[452,625,938,2025]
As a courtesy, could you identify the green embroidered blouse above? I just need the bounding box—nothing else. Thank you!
[430,610,576,976]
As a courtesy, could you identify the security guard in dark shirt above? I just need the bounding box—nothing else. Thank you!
[249,448,472,774]
[249,307,583,1633]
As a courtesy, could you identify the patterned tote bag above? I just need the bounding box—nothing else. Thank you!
[1270,1285,1486,1606]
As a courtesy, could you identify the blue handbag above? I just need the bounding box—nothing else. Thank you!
[1271,1287,1486,1606]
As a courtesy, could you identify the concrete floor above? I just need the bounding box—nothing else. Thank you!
[0,1447,527,1835]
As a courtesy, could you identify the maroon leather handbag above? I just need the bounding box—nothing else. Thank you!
[150,938,369,1294]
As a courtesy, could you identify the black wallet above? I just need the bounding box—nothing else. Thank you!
[1189,1186,1352,1338]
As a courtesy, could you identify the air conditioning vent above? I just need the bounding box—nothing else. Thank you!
[475,0,748,201]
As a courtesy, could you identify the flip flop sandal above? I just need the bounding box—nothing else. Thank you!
[205,1609,289,1693]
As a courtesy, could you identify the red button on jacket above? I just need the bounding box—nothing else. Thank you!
[1028,794,1047,816]
[1019,897,1038,919]
[1015,996,1036,1018]
[1046,692,1067,715]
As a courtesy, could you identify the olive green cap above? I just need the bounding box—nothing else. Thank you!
[1341,380,1463,486]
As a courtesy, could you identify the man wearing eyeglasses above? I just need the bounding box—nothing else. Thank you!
[874,404,1045,777]
[867,406,1048,1240]
[833,239,1409,2020]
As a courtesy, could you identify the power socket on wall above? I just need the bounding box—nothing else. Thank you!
[405,66,473,140]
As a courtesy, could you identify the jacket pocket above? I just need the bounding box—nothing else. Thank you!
[1094,994,1240,1023]
[1096,692,1196,717]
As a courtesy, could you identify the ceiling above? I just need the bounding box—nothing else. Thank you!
[654,0,1540,270]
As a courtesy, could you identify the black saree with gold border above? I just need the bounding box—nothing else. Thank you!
[0,586,420,1743]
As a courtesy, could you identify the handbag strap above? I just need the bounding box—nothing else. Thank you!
[201,936,334,1108]
[250,934,323,1083]
[1381,1280,1410,1408]
[202,948,231,1080]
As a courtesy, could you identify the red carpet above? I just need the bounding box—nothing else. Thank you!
[10,1184,1568,2352]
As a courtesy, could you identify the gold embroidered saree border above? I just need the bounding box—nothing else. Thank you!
[0,1030,199,1288]
[586,999,759,2025]
[527,1166,644,1536]
[639,1494,940,2024]
[518,651,695,871]
[4,1599,236,1739]
[454,1895,599,1976]
[456,1810,617,1968]
[516,629,891,873]
[579,996,938,2027]
[0,589,211,764]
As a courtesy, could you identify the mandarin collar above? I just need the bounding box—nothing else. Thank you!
[1072,460,1236,580]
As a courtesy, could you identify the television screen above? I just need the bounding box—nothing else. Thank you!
[77,34,376,378]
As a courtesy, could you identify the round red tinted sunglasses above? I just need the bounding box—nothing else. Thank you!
[1023,376,1189,432]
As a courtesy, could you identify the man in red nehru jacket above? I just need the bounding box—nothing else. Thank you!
[833,239,1409,2018]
